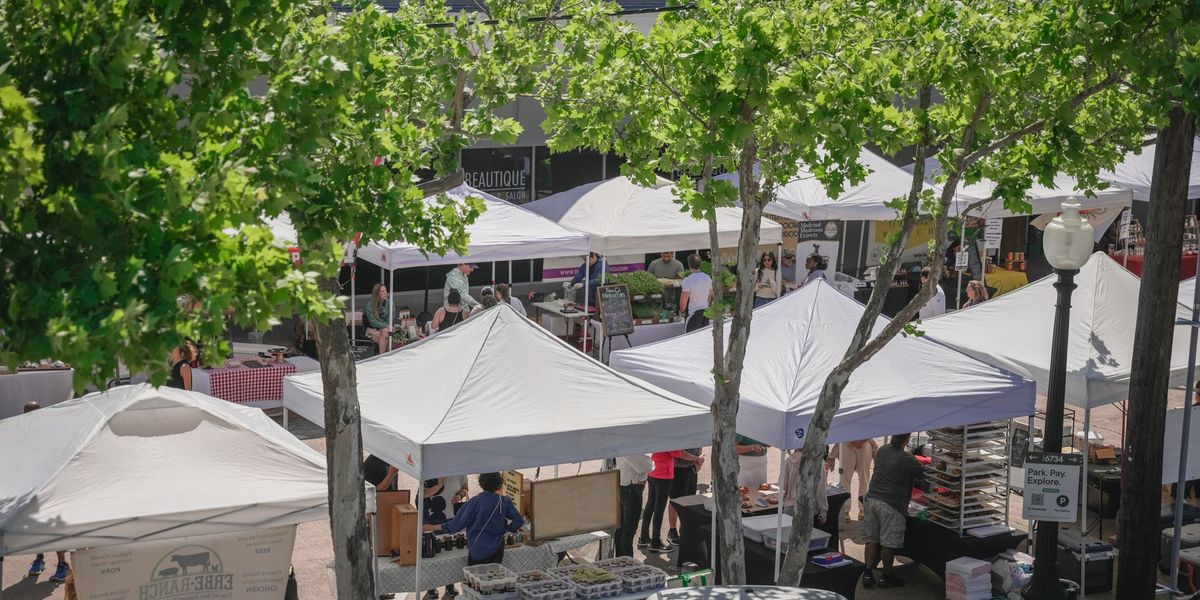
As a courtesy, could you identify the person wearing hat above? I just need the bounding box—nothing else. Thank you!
[570,252,607,307]
[444,263,481,311]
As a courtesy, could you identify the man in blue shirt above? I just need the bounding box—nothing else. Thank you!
[427,472,525,565]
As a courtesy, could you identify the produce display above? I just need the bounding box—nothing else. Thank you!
[611,565,667,594]
[517,576,575,600]
[463,564,519,596]
[516,570,551,585]
[610,271,665,296]
[566,568,622,600]
[593,557,640,570]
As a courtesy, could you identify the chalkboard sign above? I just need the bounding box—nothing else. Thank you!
[598,284,635,337]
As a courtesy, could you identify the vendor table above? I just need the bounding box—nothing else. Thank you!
[592,320,686,351]
[853,285,909,318]
[1108,251,1198,280]
[671,488,849,570]
[983,268,1029,297]
[374,532,611,593]
[648,586,847,600]
[897,517,1024,578]
[1087,463,1122,519]
[533,300,594,339]
[0,367,74,420]
[192,353,301,409]
[670,489,858,598]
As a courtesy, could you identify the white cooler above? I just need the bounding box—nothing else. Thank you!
[742,514,792,543]
[763,528,830,553]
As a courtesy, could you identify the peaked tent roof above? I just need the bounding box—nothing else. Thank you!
[0,385,329,555]
[608,280,1035,448]
[283,304,712,479]
[522,177,782,255]
[359,184,591,270]
[717,148,936,222]
[922,253,1198,409]
[905,158,1132,225]
[1099,138,1200,201]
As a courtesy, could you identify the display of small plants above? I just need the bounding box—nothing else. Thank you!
[610,270,664,297]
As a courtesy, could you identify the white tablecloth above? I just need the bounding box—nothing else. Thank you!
[374,532,611,593]
[591,320,686,351]
[0,369,74,420]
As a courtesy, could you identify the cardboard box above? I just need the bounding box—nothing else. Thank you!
[373,490,411,557]
[390,503,419,566]
[1092,445,1117,461]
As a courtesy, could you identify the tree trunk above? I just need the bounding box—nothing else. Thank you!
[1116,107,1196,598]
[312,275,376,599]
[778,84,939,585]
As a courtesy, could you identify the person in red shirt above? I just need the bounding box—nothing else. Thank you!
[639,450,701,553]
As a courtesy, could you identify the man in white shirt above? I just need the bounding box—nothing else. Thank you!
[917,268,946,320]
[615,454,653,557]
[679,254,714,332]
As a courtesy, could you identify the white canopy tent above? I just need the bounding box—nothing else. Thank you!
[609,279,1036,448]
[1099,137,1200,201]
[897,158,1132,245]
[0,385,330,557]
[358,185,591,270]
[921,252,1197,409]
[283,304,712,479]
[523,176,783,255]
[717,148,942,222]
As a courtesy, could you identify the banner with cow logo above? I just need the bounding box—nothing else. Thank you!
[72,525,296,600]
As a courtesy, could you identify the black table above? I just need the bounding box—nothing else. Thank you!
[1086,464,1122,519]
[670,489,859,599]
[898,517,1026,578]
[672,488,850,569]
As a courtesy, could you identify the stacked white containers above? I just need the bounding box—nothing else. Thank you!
[945,556,992,600]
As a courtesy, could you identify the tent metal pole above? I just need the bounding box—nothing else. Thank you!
[351,262,357,343]
[1081,408,1091,597]
[1171,222,1200,587]
[773,448,785,582]
[416,490,424,598]
[582,256,590,353]
[598,258,607,359]
[388,269,395,352]
[836,221,846,277]
[710,485,717,582]
[956,217,966,310]
[371,512,380,596]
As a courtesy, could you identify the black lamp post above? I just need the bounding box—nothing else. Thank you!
[1025,198,1094,600]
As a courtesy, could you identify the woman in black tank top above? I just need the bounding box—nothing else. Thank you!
[433,289,471,332]
[165,343,196,390]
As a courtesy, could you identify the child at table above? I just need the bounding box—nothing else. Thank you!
[426,473,524,566]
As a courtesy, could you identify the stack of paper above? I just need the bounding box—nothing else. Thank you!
[946,556,992,600]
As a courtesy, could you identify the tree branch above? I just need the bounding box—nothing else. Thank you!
[961,72,1122,169]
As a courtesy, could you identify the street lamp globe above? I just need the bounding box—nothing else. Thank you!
[1043,198,1095,270]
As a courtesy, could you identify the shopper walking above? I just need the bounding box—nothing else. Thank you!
[640,450,681,553]
[753,251,781,308]
[616,454,652,557]
[679,254,713,333]
[861,434,926,589]
[962,280,989,308]
[828,438,877,521]
[23,402,70,583]
[427,472,524,566]
[666,448,704,545]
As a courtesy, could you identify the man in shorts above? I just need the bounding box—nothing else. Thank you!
[861,433,925,589]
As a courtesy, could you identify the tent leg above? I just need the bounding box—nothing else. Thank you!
[351,263,357,343]
[371,512,380,598]
[283,407,289,430]
[388,269,395,352]
[1171,238,1200,587]
[416,491,423,598]
[1081,408,1090,597]
[583,257,590,355]
[773,448,785,583]
[956,218,966,309]
[597,257,606,360]
[710,498,717,582]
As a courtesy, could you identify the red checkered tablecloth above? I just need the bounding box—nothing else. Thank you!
[204,354,296,404]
